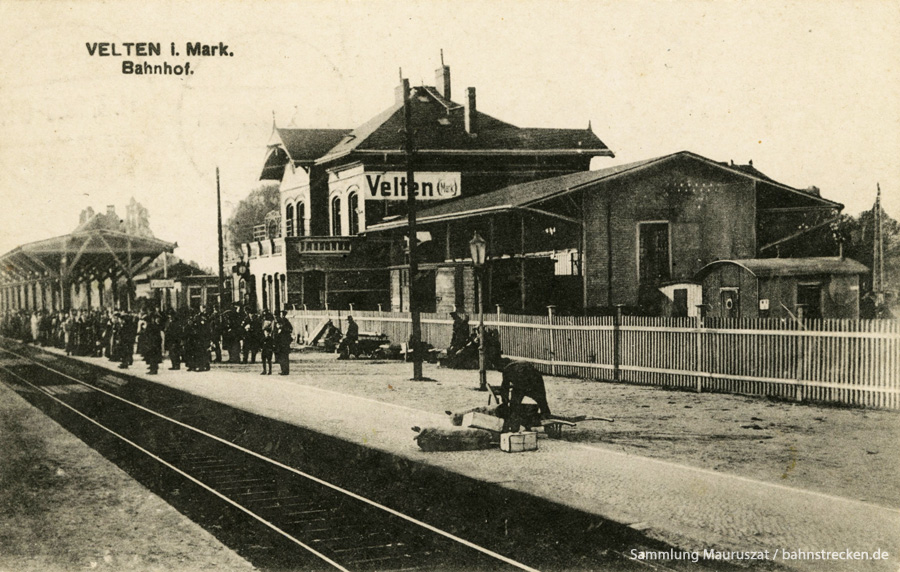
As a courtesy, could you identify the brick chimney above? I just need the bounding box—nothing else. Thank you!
[395,83,407,104]
[435,65,451,100]
[465,87,477,135]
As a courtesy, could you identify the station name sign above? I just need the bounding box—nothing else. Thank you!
[364,172,460,201]
[150,279,175,289]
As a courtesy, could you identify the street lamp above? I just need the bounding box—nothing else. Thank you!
[469,231,487,391]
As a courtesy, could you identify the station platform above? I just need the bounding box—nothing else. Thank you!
[23,345,900,571]
[0,380,253,572]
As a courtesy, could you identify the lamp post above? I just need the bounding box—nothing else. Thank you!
[469,231,487,391]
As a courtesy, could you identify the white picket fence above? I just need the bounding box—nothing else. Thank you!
[287,310,900,409]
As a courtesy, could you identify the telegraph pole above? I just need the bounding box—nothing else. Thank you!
[873,183,885,317]
[402,74,424,380]
[216,166,226,310]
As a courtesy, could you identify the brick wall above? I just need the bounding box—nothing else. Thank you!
[584,157,757,310]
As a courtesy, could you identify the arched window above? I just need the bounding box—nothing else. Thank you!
[297,202,306,237]
[348,191,360,235]
[264,209,281,239]
[285,203,295,237]
[331,196,342,236]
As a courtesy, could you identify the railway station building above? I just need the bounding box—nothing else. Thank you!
[232,63,613,313]
[232,63,861,319]
[0,203,176,313]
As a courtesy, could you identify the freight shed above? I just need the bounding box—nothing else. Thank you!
[696,257,868,320]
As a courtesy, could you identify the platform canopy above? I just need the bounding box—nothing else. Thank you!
[0,229,176,310]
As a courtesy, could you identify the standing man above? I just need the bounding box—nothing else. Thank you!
[337,315,359,360]
[241,309,260,365]
[274,310,293,375]
[208,306,222,364]
[260,311,274,375]
[165,310,184,370]
[118,312,137,370]
[140,311,163,375]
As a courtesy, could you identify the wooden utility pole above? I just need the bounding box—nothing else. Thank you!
[217,166,226,311]
[402,74,424,380]
[873,183,885,316]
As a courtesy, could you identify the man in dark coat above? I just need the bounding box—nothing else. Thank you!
[274,311,293,375]
[499,360,552,433]
[117,313,137,369]
[260,311,274,375]
[208,307,222,363]
[224,305,243,363]
[165,310,185,370]
[241,310,260,364]
[193,312,212,372]
[140,312,163,374]
[448,312,470,356]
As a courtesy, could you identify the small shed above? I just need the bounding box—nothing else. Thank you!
[695,257,868,320]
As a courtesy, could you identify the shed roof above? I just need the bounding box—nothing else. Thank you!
[366,151,842,232]
[696,257,869,279]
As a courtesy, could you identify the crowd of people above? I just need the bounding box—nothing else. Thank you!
[0,305,296,376]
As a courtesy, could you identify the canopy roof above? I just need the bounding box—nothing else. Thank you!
[0,229,176,285]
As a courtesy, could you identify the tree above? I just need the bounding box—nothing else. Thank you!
[226,183,280,252]
[841,208,900,317]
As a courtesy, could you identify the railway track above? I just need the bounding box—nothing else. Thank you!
[0,341,710,572]
[0,345,553,571]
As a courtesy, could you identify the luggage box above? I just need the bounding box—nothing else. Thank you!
[462,411,505,433]
[500,431,538,453]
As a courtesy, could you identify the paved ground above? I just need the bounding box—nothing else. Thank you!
[0,381,254,572]
[15,344,900,571]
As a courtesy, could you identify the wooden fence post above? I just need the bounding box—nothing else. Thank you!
[795,305,806,402]
[695,306,706,393]
[547,305,557,376]
[613,305,624,382]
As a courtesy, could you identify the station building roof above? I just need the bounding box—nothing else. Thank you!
[315,85,612,165]
[365,151,843,232]
[260,128,353,179]
[260,80,613,180]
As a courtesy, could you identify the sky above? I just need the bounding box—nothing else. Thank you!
[1,0,898,269]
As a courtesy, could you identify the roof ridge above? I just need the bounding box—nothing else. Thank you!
[316,100,406,164]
